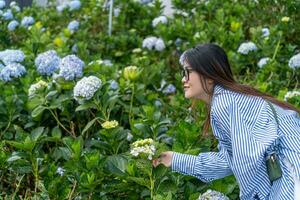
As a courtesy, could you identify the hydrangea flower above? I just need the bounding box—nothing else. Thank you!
[0,49,25,65]
[281,16,290,22]
[67,20,79,32]
[288,53,300,69]
[284,91,300,101]
[127,132,133,141]
[73,76,102,102]
[28,80,48,98]
[257,57,270,68]
[114,7,120,17]
[142,36,157,50]
[198,189,229,200]
[2,9,13,20]
[101,120,119,129]
[103,59,113,67]
[139,0,153,4]
[21,16,35,28]
[154,100,162,107]
[152,16,167,27]
[237,41,258,55]
[0,0,5,9]
[163,84,176,94]
[0,63,26,82]
[68,0,81,11]
[110,80,119,90]
[56,4,68,12]
[142,36,166,51]
[123,65,139,81]
[7,20,19,31]
[58,55,85,80]
[35,50,60,76]
[56,167,65,176]
[10,1,20,12]
[130,138,156,160]
[262,27,270,37]
[71,44,78,53]
[155,38,166,51]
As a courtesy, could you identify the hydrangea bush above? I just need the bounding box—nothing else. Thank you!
[0,0,299,199]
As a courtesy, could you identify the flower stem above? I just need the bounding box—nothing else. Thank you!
[48,109,73,136]
[129,84,135,123]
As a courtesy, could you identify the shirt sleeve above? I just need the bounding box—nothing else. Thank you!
[171,144,233,182]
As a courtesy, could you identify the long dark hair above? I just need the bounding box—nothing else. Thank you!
[180,43,300,134]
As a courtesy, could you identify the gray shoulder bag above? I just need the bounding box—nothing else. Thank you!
[265,101,283,183]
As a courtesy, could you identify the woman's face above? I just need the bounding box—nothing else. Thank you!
[181,64,213,103]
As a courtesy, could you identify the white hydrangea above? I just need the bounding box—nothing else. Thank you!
[152,16,167,27]
[155,38,166,51]
[73,76,102,102]
[142,36,165,51]
[288,53,300,69]
[28,80,48,98]
[284,91,300,101]
[257,57,270,68]
[130,138,156,160]
[198,189,229,200]
[142,36,157,50]
[262,27,270,37]
[237,42,258,55]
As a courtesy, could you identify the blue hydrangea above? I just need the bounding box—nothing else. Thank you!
[10,1,20,12]
[142,36,157,50]
[155,38,165,51]
[67,20,79,32]
[288,53,300,69]
[56,167,65,176]
[68,0,81,11]
[198,189,229,200]
[103,59,113,67]
[257,57,270,68]
[56,4,68,12]
[58,55,85,80]
[237,41,258,55]
[109,80,119,90]
[154,100,162,107]
[142,36,165,51]
[0,49,25,65]
[21,16,35,28]
[163,84,176,94]
[2,9,13,20]
[114,7,120,17]
[35,50,61,76]
[152,16,167,27]
[262,27,270,37]
[7,20,19,31]
[73,76,102,103]
[71,44,78,53]
[0,63,26,82]
[0,0,6,9]
[140,0,153,4]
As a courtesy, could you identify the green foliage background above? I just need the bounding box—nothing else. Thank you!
[0,0,299,199]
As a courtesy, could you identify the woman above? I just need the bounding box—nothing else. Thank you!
[153,44,300,199]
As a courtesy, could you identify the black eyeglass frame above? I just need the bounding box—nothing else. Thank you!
[181,67,195,81]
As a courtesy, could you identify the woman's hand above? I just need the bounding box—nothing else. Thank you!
[152,151,174,168]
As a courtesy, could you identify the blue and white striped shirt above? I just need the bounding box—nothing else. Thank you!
[172,85,300,199]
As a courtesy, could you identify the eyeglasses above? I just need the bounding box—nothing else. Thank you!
[181,67,195,81]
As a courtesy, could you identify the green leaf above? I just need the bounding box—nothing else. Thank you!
[31,106,47,118]
[104,154,128,176]
[75,102,97,112]
[31,127,44,141]
[51,126,62,139]
[82,117,99,135]
[127,177,150,189]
